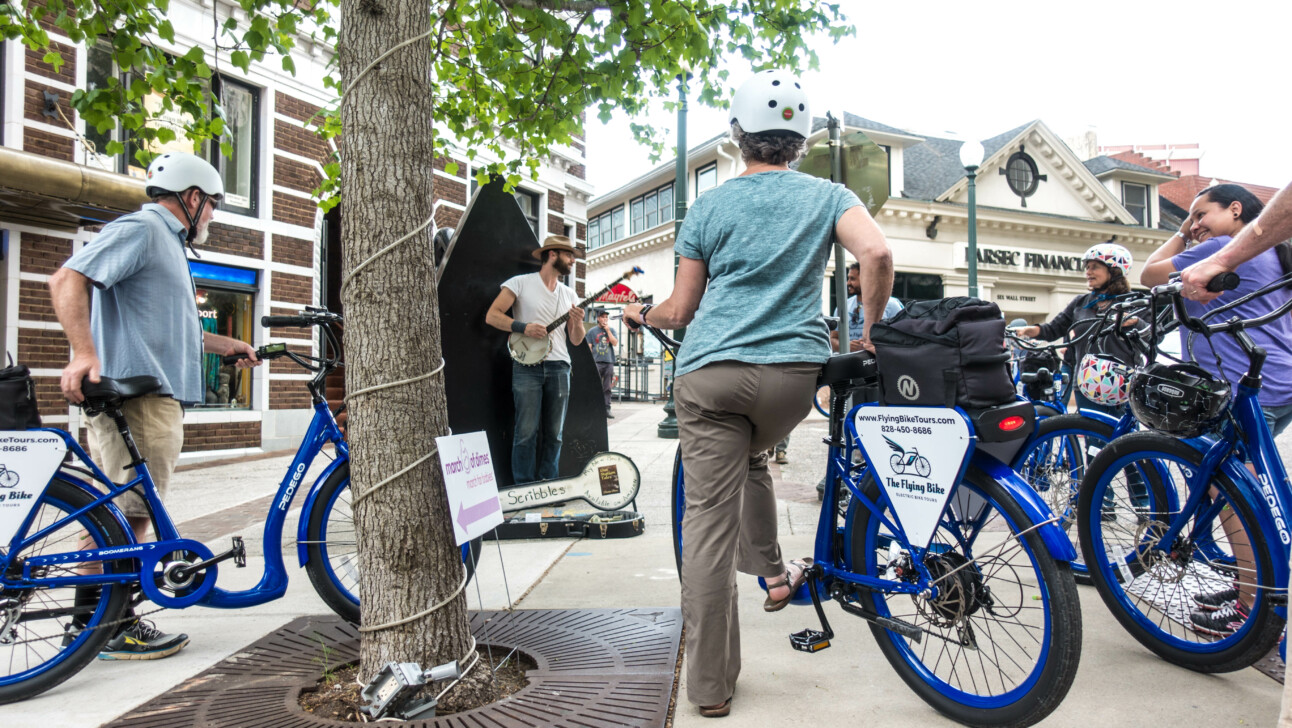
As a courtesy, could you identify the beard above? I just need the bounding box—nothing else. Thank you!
[553,257,572,276]
[191,220,211,247]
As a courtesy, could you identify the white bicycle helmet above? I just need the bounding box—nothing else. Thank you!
[729,70,812,139]
[1082,242,1132,277]
[145,152,224,199]
[1076,353,1135,406]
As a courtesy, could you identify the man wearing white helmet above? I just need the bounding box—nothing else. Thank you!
[49,151,260,660]
[1012,241,1145,415]
[623,69,893,717]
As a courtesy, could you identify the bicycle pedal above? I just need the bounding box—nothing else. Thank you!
[789,628,831,653]
[231,536,246,568]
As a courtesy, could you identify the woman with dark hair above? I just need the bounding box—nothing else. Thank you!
[1013,242,1141,415]
[1141,183,1292,637]
[623,70,893,717]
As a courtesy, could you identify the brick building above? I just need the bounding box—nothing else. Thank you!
[0,2,590,461]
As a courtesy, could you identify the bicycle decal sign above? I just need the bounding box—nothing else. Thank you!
[436,431,503,545]
[0,432,66,545]
[853,406,971,549]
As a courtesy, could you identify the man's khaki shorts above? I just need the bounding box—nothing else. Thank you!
[85,394,184,519]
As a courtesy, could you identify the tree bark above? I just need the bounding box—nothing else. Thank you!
[338,0,486,702]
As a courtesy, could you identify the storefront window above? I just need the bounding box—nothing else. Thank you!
[191,262,257,409]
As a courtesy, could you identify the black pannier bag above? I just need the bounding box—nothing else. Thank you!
[869,297,1015,409]
[0,357,42,430]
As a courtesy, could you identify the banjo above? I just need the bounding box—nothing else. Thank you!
[507,265,644,366]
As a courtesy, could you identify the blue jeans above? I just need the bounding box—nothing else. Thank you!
[512,361,571,483]
[1263,403,1292,439]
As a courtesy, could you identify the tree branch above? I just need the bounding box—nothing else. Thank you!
[496,0,613,10]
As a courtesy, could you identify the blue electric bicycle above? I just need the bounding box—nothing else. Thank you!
[1077,272,1289,672]
[650,323,1083,727]
[0,308,476,702]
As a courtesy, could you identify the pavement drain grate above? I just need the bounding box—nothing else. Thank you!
[104,608,681,728]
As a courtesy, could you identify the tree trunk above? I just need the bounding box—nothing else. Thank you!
[338,0,486,702]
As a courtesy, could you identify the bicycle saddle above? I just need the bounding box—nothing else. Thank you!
[80,375,164,412]
[818,350,878,388]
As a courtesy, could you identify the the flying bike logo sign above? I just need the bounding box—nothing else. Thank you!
[854,406,971,549]
[896,375,920,401]
[0,433,67,545]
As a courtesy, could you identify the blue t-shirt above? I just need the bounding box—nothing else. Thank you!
[1173,235,1292,408]
[63,204,205,404]
[848,294,903,337]
[673,171,862,377]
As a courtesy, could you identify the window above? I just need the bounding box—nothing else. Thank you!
[191,261,258,409]
[892,272,944,304]
[696,163,717,195]
[83,40,123,173]
[999,148,1046,208]
[629,182,674,235]
[587,206,624,249]
[1122,182,1149,227]
[515,189,541,239]
[210,78,260,215]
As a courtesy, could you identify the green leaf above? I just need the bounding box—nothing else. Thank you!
[230,50,249,72]
[281,55,295,75]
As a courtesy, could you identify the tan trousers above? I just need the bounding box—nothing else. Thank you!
[85,395,184,519]
[675,361,820,706]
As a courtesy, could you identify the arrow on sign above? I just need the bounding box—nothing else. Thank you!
[457,497,501,531]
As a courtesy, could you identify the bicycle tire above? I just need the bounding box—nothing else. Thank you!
[303,462,481,625]
[0,478,131,704]
[671,445,684,580]
[1013,414,1165,584]
[813,386,830,418]
[847,467,1082,727]
[1077,432,1283,672]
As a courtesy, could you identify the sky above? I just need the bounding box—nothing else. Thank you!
[585,0,1292,197]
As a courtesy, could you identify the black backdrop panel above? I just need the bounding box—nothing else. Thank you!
[438,179,607,487]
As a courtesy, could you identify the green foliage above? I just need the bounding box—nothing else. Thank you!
[2,0,851,206]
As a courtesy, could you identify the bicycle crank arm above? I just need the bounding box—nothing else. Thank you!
[170,537,246,581]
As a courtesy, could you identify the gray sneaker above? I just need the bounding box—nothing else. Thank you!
[98,620,189,661]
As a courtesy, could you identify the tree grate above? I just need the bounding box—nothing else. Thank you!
[103,608,681,728]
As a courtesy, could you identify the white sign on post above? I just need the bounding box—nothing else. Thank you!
[0,431,68,545]
[853,406,972,550]
[436,431,503,546]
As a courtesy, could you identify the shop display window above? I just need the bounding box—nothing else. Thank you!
[191,262,257,409]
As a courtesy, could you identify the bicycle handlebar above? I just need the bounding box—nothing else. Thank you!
[222,342,291,365]
[261,308,344,329]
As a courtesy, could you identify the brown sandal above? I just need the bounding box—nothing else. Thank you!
[763,559,810,612]
[699,698,731,717]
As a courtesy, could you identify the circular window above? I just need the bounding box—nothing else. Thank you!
[1005,152,1040,198]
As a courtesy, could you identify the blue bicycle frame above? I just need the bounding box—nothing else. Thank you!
[6,399,348,609]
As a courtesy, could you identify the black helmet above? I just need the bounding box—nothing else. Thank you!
[1128,362,1231,438]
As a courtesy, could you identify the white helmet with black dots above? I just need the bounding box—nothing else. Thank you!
[729,70,812,139]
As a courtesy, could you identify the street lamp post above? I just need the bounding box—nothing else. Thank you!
[658,66,692,439]
[959,140,984,299]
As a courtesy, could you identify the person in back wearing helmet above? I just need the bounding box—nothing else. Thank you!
[49,151,260,660]
[623,70,892,718]
[1012,242,1145,416]
[1141,183,1292,637]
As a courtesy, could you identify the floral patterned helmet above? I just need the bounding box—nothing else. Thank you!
[1077,353,1135,406]
[1082,242,1132,276]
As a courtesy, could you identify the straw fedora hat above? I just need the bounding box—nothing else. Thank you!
[532,235,585,260]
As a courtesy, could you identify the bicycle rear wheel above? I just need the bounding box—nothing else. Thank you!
[1077,432,1283,672]
[847,468,1082,727]
[671,445,684,580]
[303,462,481,625]
[0,478,131,703]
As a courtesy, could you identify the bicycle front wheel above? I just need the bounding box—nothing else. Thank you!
[303,462,480,625]
[847,468,1082,727]
[0,478,131,704]
[671,445,684,580]
[1078,432,1283,672]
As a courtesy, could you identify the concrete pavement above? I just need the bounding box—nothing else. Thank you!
[0,401,1284,726]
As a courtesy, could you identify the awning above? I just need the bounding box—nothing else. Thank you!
[0,146,148,231]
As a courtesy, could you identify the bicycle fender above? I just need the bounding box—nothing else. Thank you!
[55,472,137,546]
[296,456,348,567]
[1218,458,1292,587]
[970,451,1078,562]
[1072,407,1122,428]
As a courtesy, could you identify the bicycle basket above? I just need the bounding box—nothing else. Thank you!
[1128,362,1230,438]
[1076,353,1134,406]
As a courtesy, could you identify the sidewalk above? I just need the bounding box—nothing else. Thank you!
[1,401,1284,726]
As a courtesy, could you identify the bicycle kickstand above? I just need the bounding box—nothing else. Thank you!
[789,562,834,653]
